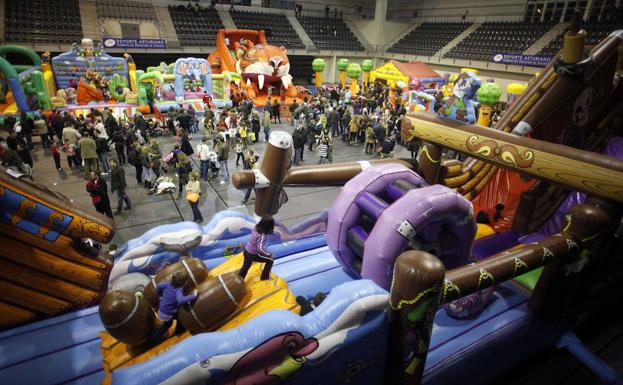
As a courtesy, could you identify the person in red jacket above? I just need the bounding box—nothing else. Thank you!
[86,171,113,219]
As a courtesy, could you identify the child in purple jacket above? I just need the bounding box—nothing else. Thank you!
[151,271,197,339]
[238,217,275,281]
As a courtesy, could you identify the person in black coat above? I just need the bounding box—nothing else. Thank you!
[110,125,126,164]
[292,126,306,166]
[179,128,194,157]
[110,159,132,213]
[126,142,143,184]
[19,112,35,150]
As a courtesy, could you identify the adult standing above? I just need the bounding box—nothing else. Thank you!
[179,128,194,157]
[34,115,50,149]
[241,153,259,204]
[327,107,340,137]
[196,137,211,181]
[111,124,126,164]
[94,118,110,174]
[86,171,113,219]
[167,107,177,135]
[19,112,35,150]
[110,159,132,214]
[272,100,281,124]
[289,99,299,126]
[78,131,99,178]
[48,109,60,140]
[251,111,261,143]
[186,171,203,223]
[262,109,271,137]
[292,125,306,166]
[216,137,230,184]
[127,142,143,184]
[174,147,192,198]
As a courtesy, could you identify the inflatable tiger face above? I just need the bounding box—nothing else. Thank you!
[235,44,293,90]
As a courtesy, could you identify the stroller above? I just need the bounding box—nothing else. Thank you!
[147,119,165,137]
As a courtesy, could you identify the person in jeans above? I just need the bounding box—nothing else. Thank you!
[78,131,99,179]
[110,159,132,214]
[186,171,203,223]
[94,117,110,173]
[292,125,306,166]
[241,154,259,204]
[234,137,245,167]
[238,217,275,281]
[196,137,211,181]
[34,116,49,149]
[216,137,229,183]
[151,272,197,340]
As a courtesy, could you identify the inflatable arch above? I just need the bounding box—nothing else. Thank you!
[173,58,212,103]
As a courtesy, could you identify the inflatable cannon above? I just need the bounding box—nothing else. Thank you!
[143,257,209,309]
[178,272,247,334]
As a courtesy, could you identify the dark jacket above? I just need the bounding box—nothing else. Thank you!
[292,129,306,149]
[110,166,127,192]
[217,143,229,161]
[86,177,109,205]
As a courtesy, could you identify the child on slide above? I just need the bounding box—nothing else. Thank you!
[238,217,275,281]
[152,271,197,339]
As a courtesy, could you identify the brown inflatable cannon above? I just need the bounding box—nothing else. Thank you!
[178,272,247,335]
[143,257,209,309]
[99,290,156,346]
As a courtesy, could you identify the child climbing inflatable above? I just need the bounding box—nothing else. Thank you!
[239,217,275,281]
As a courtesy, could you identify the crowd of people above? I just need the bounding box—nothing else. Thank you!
[1,81,449,227]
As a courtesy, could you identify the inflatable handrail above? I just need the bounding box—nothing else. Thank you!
[386,200,616,384]
[403,111,623,203]
[111,210,329,282]
[111,280,388,385]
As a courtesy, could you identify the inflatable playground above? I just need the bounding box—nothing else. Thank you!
[1,23,623,385]
[0,28,307,120]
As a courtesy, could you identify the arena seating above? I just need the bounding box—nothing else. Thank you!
[96,0,156,21]
[538,21,623,57]
[296,16,364,51]
[230,10,305,49]
[444,21,554,62]
[3,0,82,44]
[387,22,472,56]
[168,5,225,46]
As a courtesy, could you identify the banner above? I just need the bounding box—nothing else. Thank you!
[492,53,551,67]
[103,38,166,49]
